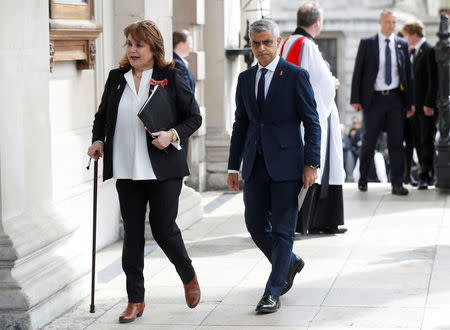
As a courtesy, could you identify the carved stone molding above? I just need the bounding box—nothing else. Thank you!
[49,0,102,71]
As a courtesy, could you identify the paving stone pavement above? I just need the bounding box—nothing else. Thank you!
[43,183,450,330]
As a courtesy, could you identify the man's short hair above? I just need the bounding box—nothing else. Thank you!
[402,21,425,38]
[249,18,280,38]
[380,8,396,18]
[297,1,323,27]
[173,29,190,48]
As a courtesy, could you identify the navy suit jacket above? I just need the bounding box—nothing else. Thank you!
[228,57,321,182]
[173,52,196,94]
[350,34,413,111]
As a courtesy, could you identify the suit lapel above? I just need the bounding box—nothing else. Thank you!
[109,71,126,136]
[374,34,380,69]
[265,59,284,104]
[150,66,166,96]
[394,37,402,69]
[248,65,260,117]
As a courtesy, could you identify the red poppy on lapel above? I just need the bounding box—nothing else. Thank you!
[150,78,168,87]
[117,84,120,90]
[280,71,284,76]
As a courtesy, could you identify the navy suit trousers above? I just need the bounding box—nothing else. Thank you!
[360,92,404,185]
[244,153,301,296]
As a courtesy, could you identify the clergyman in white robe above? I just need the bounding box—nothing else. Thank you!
[281,28,346,234]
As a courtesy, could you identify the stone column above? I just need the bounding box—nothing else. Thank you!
[0,1,89,329]
[173,0,207,192]
[204,0,242,189]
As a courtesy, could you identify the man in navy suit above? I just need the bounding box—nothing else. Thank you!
[351,9,413,195]
[173,30,196,157]
[227,18,321,314]
[173,30,196,94]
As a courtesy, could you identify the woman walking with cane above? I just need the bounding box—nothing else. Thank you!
[87,20,202,323]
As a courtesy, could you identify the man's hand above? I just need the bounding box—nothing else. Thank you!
[406,105,416,119]
[151,131,173,150]
[352,103,362,112]
[227,173,239,192]
[87,141,104,160]
[334,76,340,90]
[424,106,435,117]
[302,166,318,188]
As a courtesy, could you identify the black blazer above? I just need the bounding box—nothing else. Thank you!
[173,52,196,93]
[91,65,202,181]
[412,40,438,112]
[350,34,413,111]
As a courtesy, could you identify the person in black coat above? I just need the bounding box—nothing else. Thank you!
[173,30,196,94]
[401,21,438,190]
[350,9,413,195]
[173,30,196,158]
[87,20,202,323]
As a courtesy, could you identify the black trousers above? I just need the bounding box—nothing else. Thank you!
[416,110,437,179]
[116,178,195,302]
[360,92,404,185]
[404,115,420,180]
[404,109,437,181]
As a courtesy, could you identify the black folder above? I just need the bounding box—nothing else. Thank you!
[137,84,176,133]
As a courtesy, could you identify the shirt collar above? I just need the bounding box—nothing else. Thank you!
[293,27,314,41]
[378,31,395,44]
[258,55,280,72]
[414,37,426,52]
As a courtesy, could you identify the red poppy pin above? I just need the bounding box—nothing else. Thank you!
[280,71,284,77]
[150,78,168,87]
[117,84,121,90]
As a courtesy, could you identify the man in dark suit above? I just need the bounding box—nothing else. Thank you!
[351,9,413,195]
[227,18,321,313]
[173,30,196,157]
[402,21,438,190]
[173,30,195,94]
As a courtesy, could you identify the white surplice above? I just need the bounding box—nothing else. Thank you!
[281,35,345,185]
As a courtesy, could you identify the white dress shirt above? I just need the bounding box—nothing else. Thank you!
[228,55,280,174]
[112,68,180,180]
[374,32,400,91]
[254,55,280,99]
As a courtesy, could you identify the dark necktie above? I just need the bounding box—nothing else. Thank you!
[385,38,392,85]
[257,68,268,111]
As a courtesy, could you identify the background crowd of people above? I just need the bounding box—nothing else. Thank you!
[342,12,438,191]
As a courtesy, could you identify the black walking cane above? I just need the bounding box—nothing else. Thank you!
[86,154,99,313]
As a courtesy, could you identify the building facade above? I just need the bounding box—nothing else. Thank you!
[0,0,444,329]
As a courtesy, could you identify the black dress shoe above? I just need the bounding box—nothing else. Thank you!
[391,184,409,195]
[418,179,428,190]
[358,178,367,191]
[322,226,348,234]
[255,294,280,313]
[281,256,305,296]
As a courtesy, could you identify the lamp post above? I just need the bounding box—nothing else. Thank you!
[225,19,255,68]
[435,13,450,191]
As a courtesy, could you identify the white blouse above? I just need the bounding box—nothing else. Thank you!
[112,68,157,180]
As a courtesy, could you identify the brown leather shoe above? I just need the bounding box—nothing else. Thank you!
[183,275,201,308]
[118,302,145,323]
